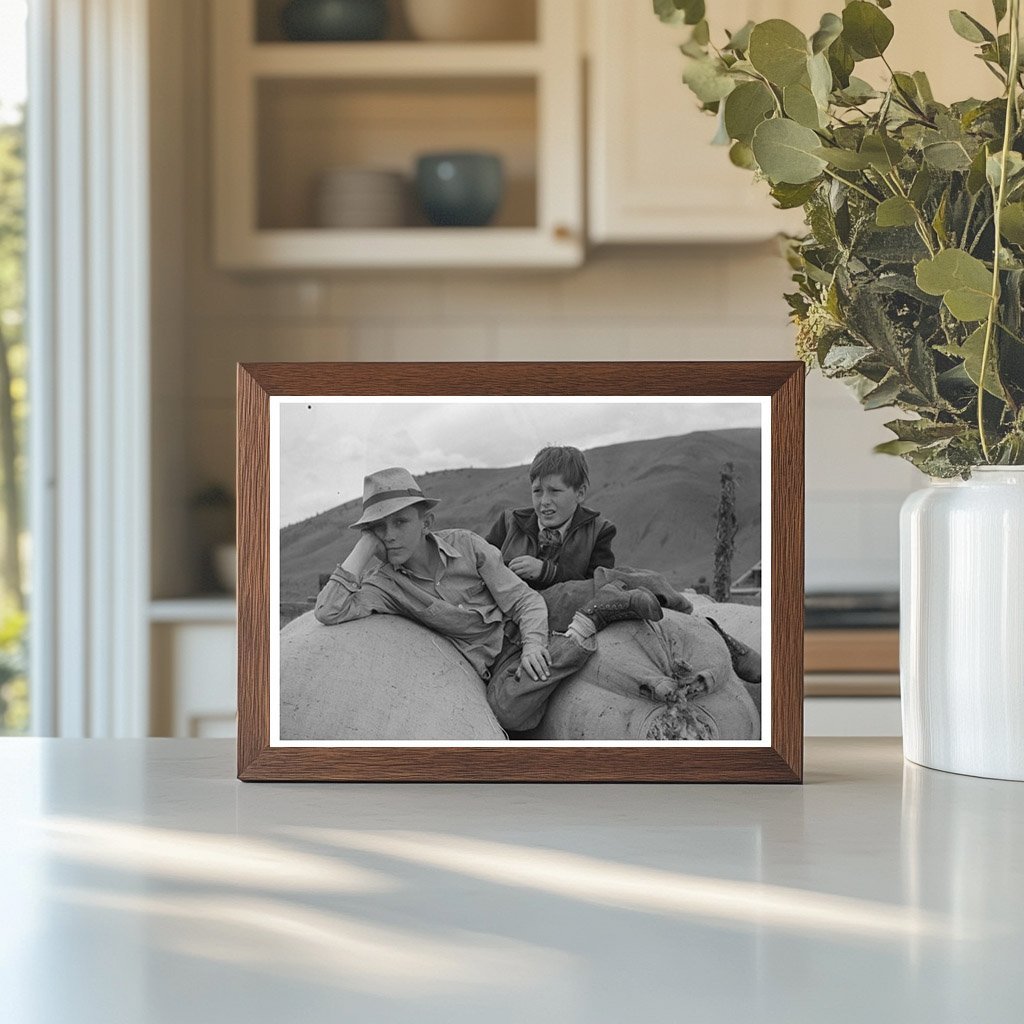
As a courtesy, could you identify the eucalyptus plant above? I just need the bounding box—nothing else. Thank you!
[657,0,1024,475]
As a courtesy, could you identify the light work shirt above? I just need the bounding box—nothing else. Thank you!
[314,529,549,678]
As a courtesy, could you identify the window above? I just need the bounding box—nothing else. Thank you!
[0,0,28,734]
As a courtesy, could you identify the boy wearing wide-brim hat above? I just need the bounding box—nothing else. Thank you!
[315,467,663,733]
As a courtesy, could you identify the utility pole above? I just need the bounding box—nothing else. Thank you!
[713,462,736,603]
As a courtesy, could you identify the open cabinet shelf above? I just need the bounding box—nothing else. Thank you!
[249,42,546,77]
[212,0,583,269]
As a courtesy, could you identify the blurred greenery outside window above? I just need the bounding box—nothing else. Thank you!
[0,0,28,734]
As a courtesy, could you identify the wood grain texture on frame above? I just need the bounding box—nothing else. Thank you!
[237,362,804,783]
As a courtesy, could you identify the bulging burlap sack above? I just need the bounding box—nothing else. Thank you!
[279,612,505,741]
[530,609,761,741]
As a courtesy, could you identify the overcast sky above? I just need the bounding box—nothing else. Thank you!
[277,398,763,526]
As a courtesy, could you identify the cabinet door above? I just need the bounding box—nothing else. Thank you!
[589,0,999,244]
[588,0,814,243]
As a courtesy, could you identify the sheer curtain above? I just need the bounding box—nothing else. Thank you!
[28,0,150,736]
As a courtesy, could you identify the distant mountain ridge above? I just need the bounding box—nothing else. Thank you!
[280,429,761,604]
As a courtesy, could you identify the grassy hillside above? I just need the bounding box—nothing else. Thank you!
[280,428,761,604]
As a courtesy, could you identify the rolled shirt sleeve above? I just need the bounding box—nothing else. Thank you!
[314,564,398,624]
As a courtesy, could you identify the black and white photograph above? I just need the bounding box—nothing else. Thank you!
[270,396,770,746]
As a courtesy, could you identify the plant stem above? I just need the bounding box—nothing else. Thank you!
[822,167,880,205]
[997,319,1024,345]
[962,191,979,248]
[882,54,929,119]
[968,213,994,253]
[979,0,1021,462]
[884,171,938,255]
[750,69,784,117]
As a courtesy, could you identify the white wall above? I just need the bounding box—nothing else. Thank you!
[153,0,921,599]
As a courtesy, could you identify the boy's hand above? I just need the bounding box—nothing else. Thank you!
[341,530,387,576]
[518,643,552,682]
[357,530,387,561]
[509,555,544,581]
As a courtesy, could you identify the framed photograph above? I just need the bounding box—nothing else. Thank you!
[237,362,803,782]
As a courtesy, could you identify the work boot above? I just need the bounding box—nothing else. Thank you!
[578,583,663,632]
[706,617,761,685]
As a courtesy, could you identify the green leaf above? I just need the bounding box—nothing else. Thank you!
[876,197,918,228]
[810,12,843,54]
[980,32,1015,75]
[986,150,1024,191]
[784,80,824,129]
[827,35,856,89]
[862,374,903,409]
[860,133,904,173]
[932,190,950,247]
[683,57,736,104]
[1000,203,1024,245]
[724,20,755,53]
[723,81,776,144]
[909,164,933,205]
[967,144,991,194]
[751,118,828,184]
[993,0,1008,24]
[683,2,706,27]
[653,0,705,26]
[948,10,994,44]
[770,180,820,209]
[692,19,710,45]
[842,1,894,59]
[807,190,841,249]
[912,71,935,104]
[813,146,872,170]
[922,140,972,171]
[915,250,994,322]
[891,72,922,110]
[748,20,809,87]
[940,325,1006,398]
[874,438,921,455]
[836,76,879,105]
[884,418,963,443]
[729,140,757,169]
[653,0,682,24]
[808,51,833,110]
[908,334,941,403]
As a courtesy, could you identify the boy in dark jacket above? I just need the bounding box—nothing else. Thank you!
[485,446,762,686]
[485,446,615,589]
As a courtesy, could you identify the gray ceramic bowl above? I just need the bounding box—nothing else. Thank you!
[280,0,388,42]
[415,152,505,227]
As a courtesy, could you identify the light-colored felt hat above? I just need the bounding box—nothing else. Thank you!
[348,467,439,529]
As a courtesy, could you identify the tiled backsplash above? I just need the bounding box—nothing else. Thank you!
[180,247,919,592]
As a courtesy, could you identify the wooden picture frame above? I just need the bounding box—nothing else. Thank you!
[237,362,804,782]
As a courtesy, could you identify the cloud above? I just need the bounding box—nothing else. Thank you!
[278,398,763,525]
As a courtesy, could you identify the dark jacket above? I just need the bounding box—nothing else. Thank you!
[484,505,616,589]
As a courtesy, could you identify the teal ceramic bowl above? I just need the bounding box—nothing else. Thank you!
[415,153,505,227]
[281,0,388,42]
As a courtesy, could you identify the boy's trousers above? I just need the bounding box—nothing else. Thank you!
[485,632,596,733]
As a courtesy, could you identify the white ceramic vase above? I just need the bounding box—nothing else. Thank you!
[900,467,1024,780]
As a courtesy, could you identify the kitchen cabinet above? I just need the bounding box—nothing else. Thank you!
[587,0,810,243]
[586,0,999,244]
[211,0,583,269]
[150,600,237,738]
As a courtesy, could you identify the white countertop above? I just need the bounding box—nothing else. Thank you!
[1,738,1020,1023]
